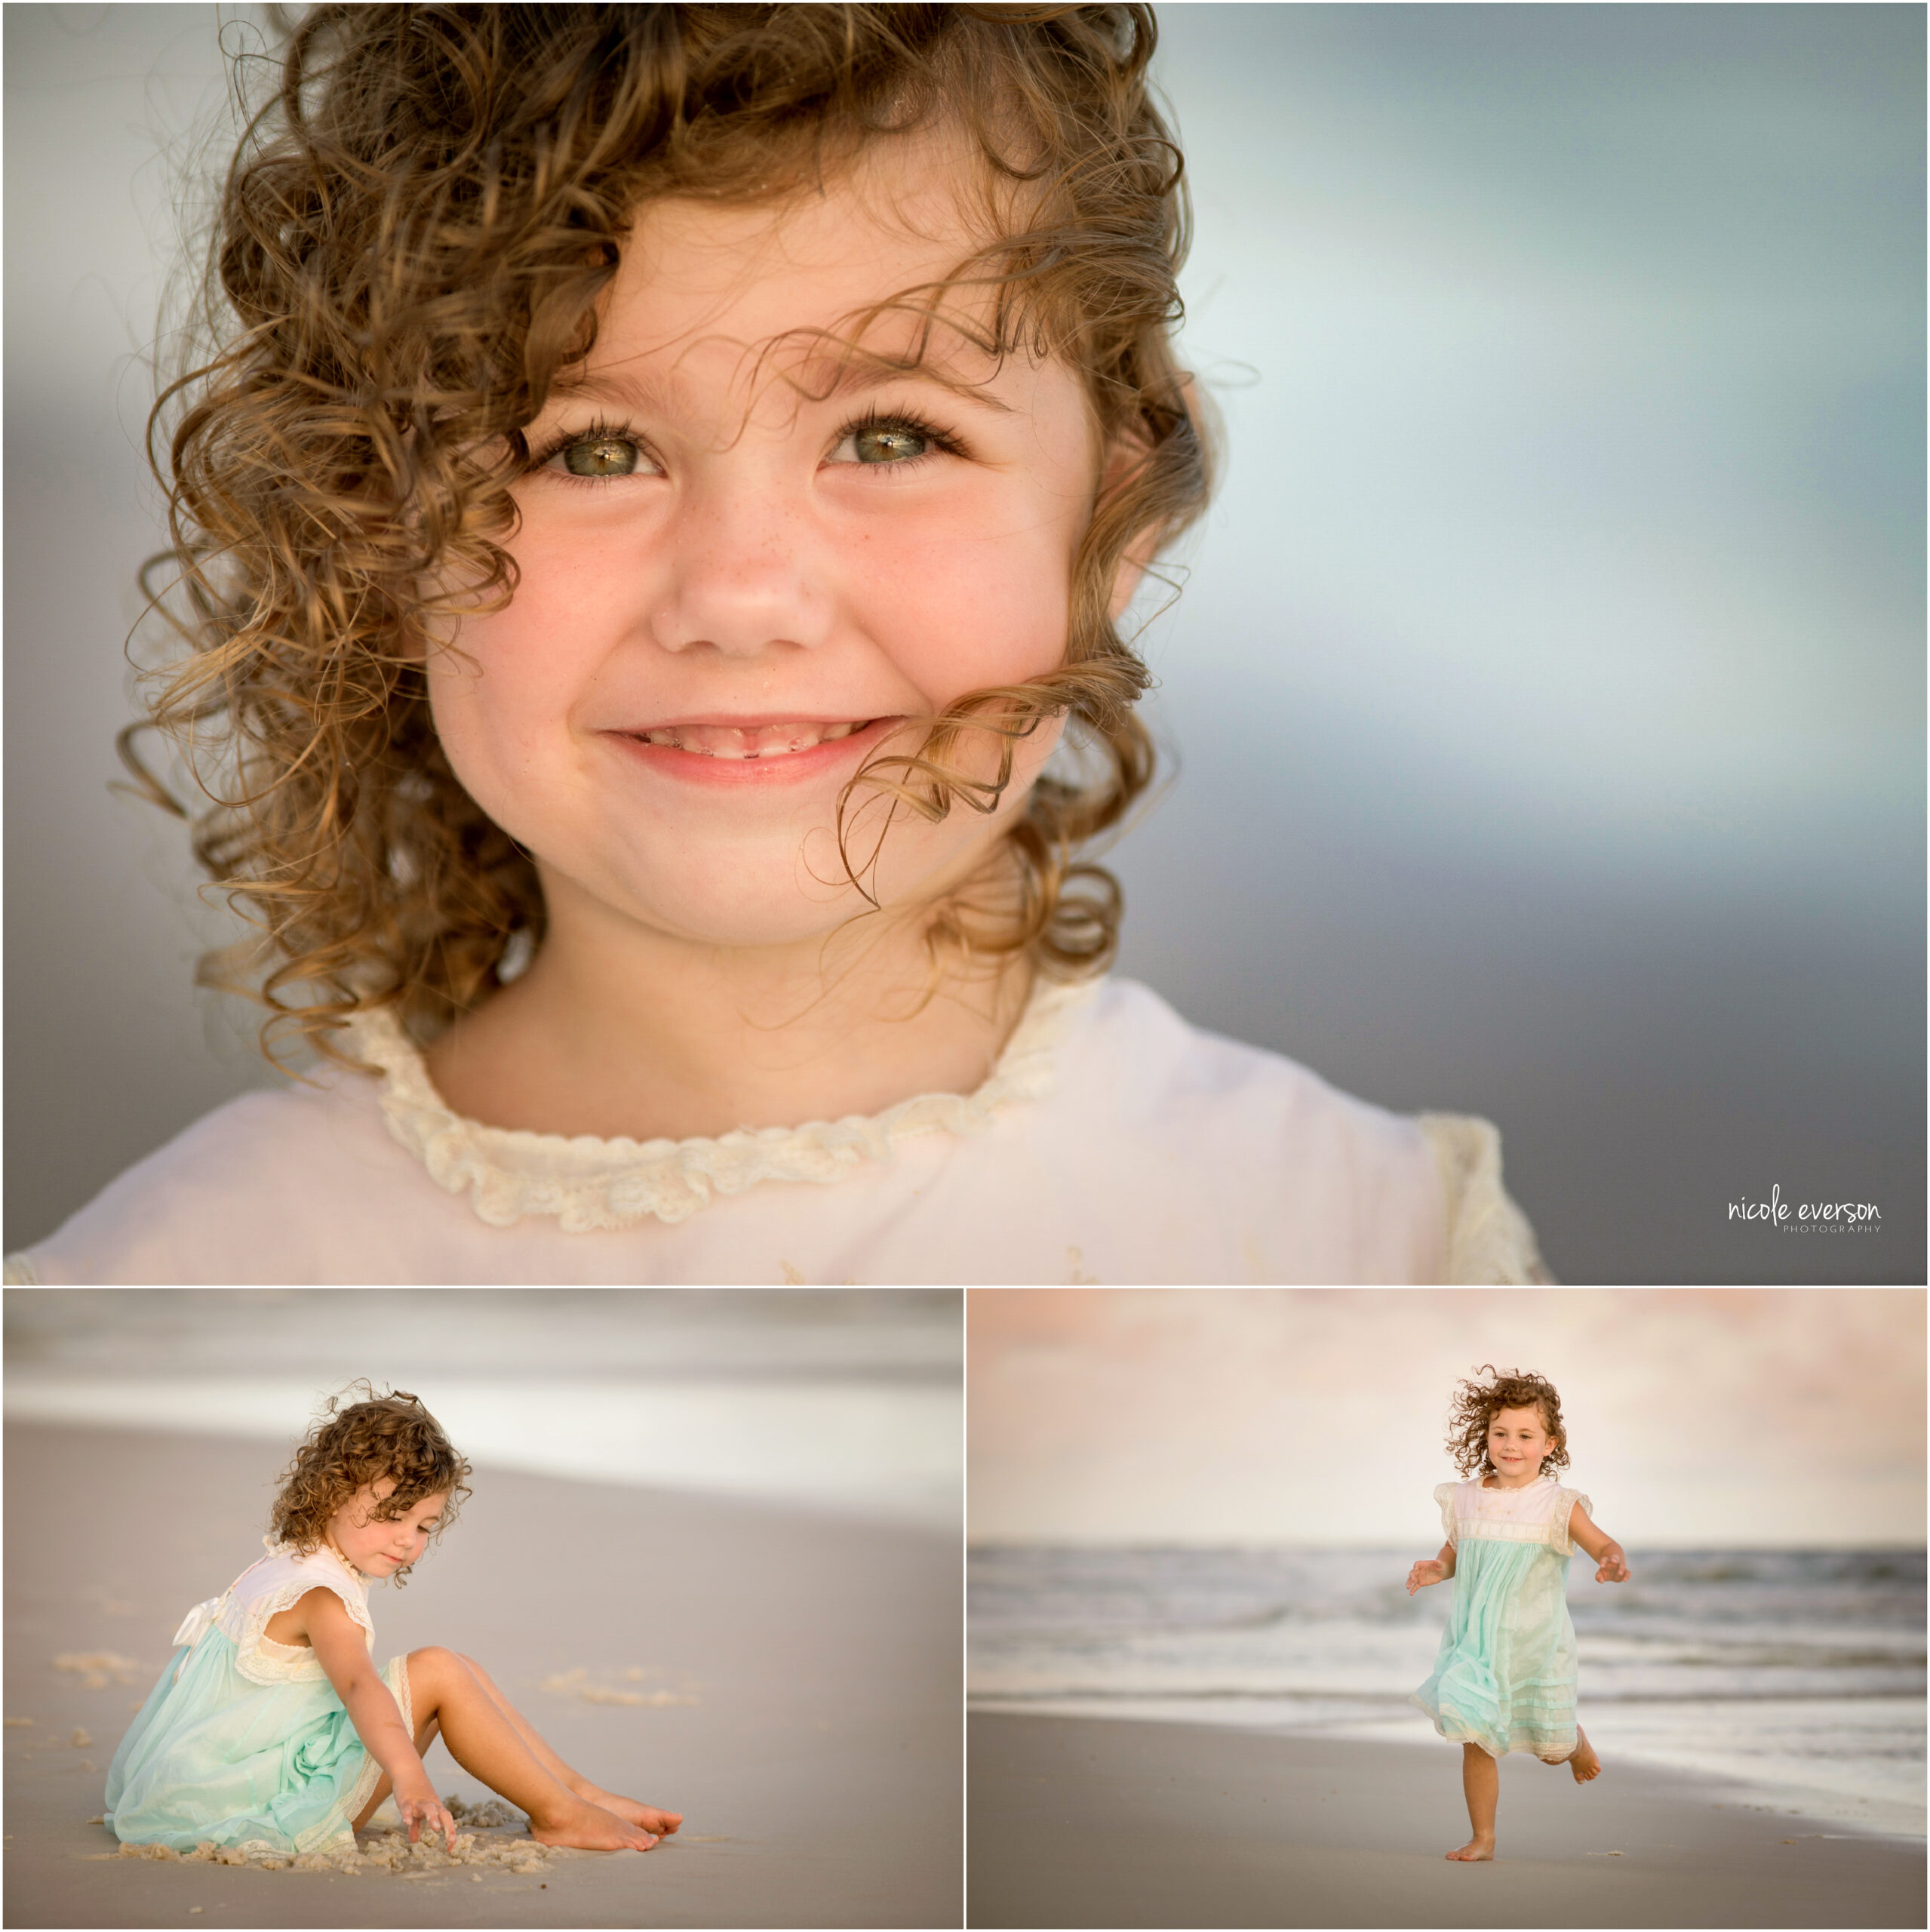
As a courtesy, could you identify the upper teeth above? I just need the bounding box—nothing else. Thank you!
[637,720,866,758]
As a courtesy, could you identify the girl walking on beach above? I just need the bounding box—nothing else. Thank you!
[1406,1365,1629,1862]
[105,1388,681,1860]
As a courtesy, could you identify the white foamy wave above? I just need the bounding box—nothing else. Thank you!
[969,1545,1925,1832]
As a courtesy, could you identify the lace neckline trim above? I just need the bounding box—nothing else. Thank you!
[253,1536,370,1590]
[343,972,1102,1233]
[1474,1473,1554,1494]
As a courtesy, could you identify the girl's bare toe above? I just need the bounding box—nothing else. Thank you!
[582,1791,681,1835]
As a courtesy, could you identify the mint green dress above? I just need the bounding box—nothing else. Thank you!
[1411,1473,1590,1761]
[104,1538,413,1854]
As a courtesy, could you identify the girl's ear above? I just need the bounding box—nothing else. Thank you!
[1107,525,1157,620]
[1102,371,1203,622]
[1099,432,1160,623]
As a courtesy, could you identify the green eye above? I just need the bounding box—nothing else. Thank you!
[561,437,641,477]
[850,423,930,463]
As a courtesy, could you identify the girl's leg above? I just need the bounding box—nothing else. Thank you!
[1566,1724,1600,1783]
[393,1647,658,1852]
[450,1651,681,1835]
[1448,1742,1498,1860]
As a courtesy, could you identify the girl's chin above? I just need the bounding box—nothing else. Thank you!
[560,820,1019,951]
[579,862,989,954]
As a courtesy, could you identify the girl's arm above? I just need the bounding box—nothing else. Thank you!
[1405,1540,1456,1595]
[1566,1504,1630,1583]
[297,1588,456,1847]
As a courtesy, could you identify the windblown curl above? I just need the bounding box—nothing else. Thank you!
[269,1383,472,1585]
[1445,1364,1571,1479]
[129,3,1213,1066]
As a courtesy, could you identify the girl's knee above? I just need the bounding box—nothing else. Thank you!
[404,1644,464,1693]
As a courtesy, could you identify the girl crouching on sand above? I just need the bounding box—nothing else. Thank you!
[1406,1365,1629,1862]
[105,1388,680,1859]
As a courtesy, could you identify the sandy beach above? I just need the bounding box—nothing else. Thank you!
[968,1712,1925,1928]
[5,1421,961,1928]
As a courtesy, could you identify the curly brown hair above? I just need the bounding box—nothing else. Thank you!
[1445,1364,1570,1480]
[124,2,1213,1071]
[270,1384,472,1584]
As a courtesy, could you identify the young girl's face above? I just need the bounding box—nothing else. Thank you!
[325,1478,448,1577]
[427,137,1120,953]
[1486,1405,1557,1479]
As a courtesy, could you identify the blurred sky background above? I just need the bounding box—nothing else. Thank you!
[967,1287,1925,1546]
[6,1287,963,1528]
[5,5,1923,1279]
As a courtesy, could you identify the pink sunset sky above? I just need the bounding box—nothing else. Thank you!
[967,1288,1925,1547]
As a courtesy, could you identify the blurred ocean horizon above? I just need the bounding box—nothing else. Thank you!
[4,1289,962,1530]
[970,1543,1926,1835]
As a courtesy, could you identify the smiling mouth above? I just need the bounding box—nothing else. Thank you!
[625,719,873,760]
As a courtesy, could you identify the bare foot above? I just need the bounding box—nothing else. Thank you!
[1446,1835,1495,1862]
[1568,1728,1601,1783]
[575,1786,682,1836]
[530,1799,659,1853]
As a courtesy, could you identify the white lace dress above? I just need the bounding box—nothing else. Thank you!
[8,975,1547,1284]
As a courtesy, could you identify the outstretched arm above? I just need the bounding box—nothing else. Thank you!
[1406,1540,1456,1595]
[302,1588,456,1847]
[1566,1504,1630,1583]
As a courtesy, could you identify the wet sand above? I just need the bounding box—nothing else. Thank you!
[5,1422,960,1928]
[968,1712,1925,1929]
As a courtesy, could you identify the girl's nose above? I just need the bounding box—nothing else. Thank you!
[650,478,835,659]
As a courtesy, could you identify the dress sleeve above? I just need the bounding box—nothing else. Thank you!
[1418,1115,1553,1284]
[1552,1488,1593,1555]
[1434,1481,1458,1547]
[226,1574,373,1686]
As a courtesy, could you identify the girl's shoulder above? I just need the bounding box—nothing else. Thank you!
[5,1065,423,1285]
[219,1538,374,1684]
[1068,980,1547,1284]
[232,1536,366,1606]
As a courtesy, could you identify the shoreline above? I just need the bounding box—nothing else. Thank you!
[966,1697,1926,1839]
[968,1711,1925,1929]
[5,1421,961,1929]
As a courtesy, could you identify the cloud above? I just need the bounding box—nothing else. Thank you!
[967,1289,1924,1546]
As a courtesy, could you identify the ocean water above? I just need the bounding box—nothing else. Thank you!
[3,1289,962,1528]
[969,1546,1926,1832]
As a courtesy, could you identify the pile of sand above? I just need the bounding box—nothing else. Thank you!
[537,1665,698,1708]
[52,1652,140,1690]
[445,1795,524,1830]
[100,1802,555,1880]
